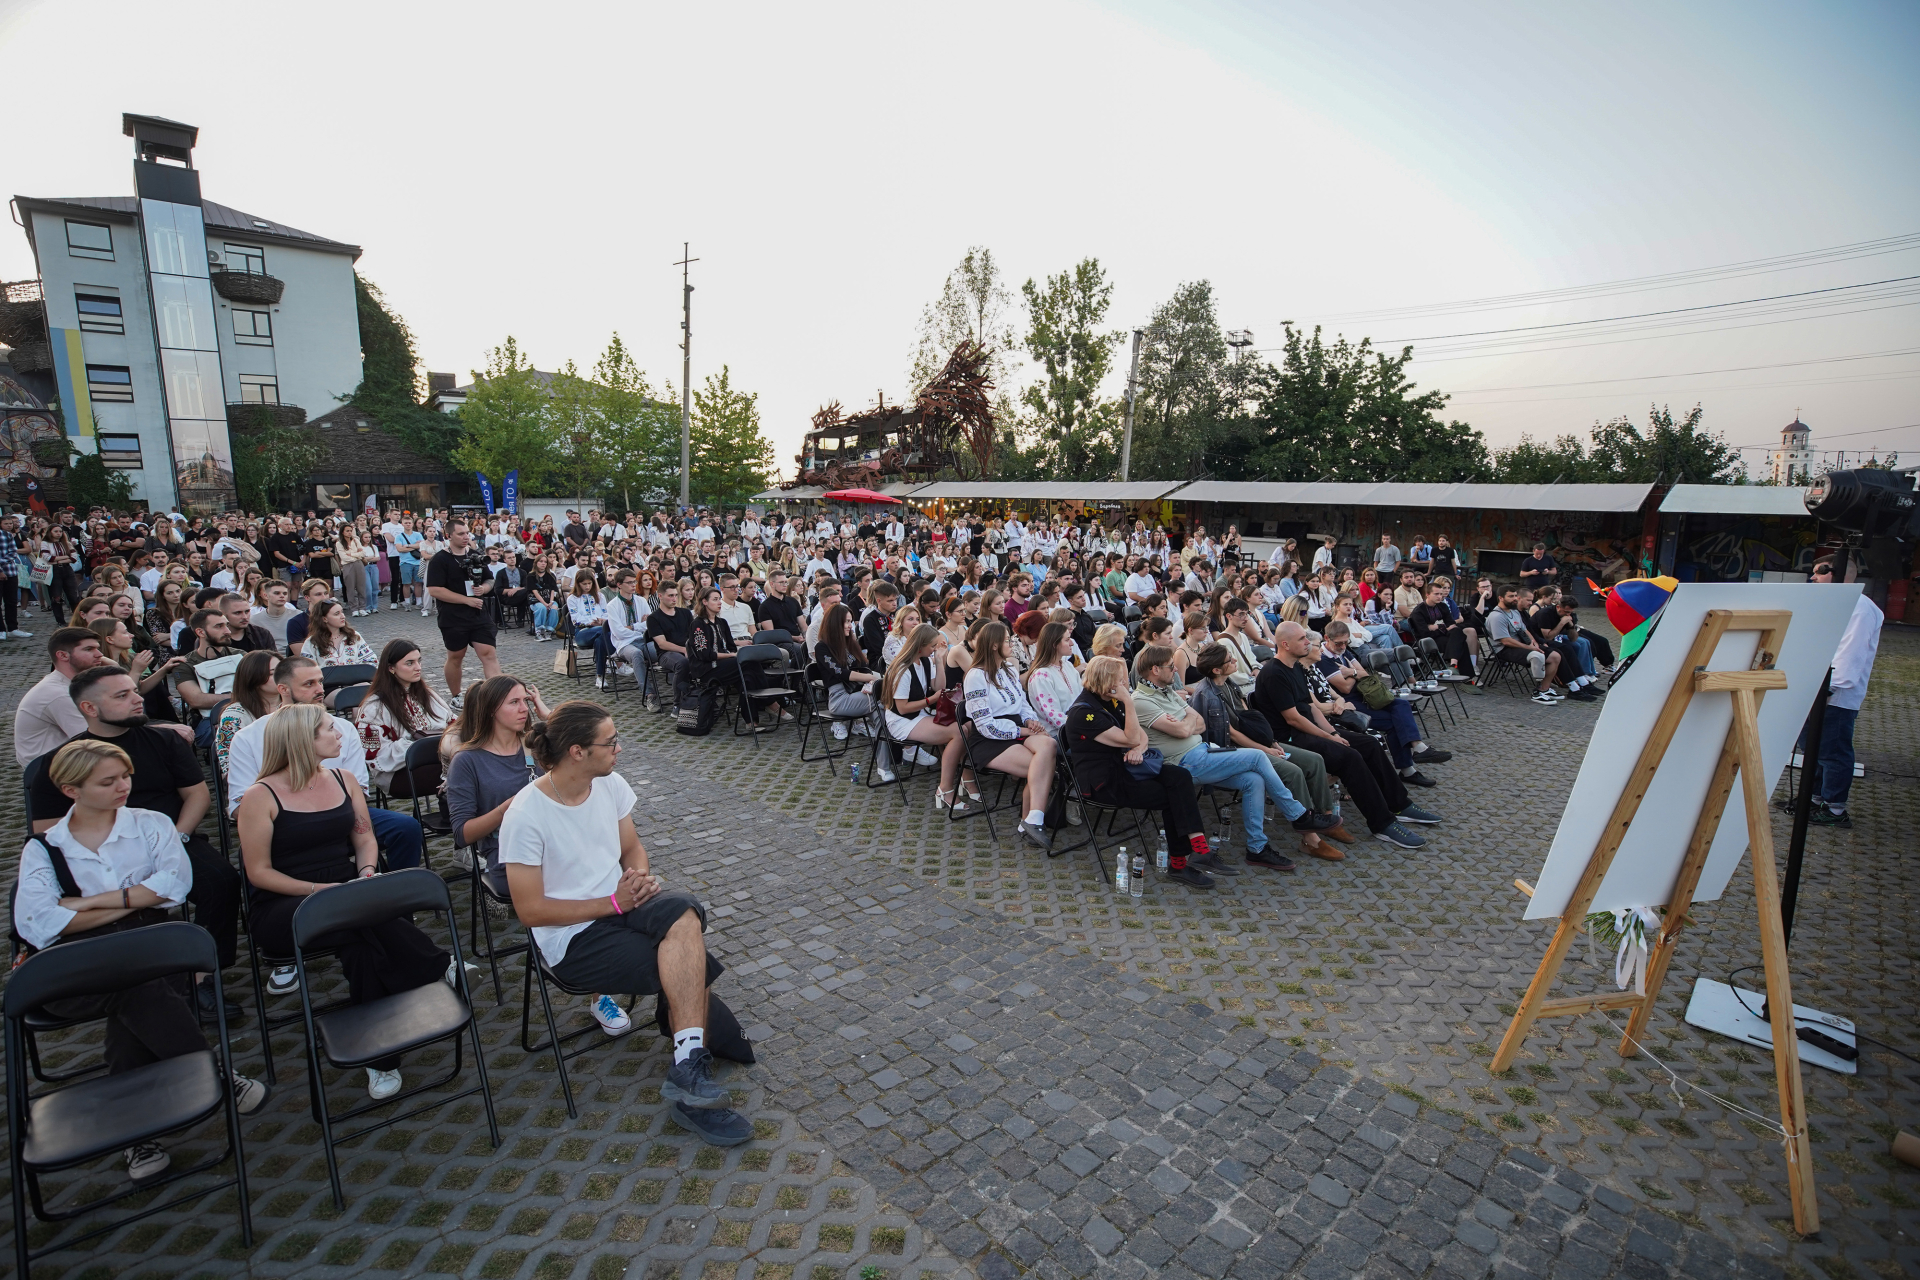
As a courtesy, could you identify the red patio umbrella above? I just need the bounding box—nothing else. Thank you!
[822,488,901,505]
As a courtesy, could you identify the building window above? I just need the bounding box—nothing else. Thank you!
[85,364,134,402]
[237,373,279,404]
[232,308,273,345]
[75,291,124,334]
[65,220,114,261]
[97,434,144,469]
[224,243,266,275]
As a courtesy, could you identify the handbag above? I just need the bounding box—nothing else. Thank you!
[1336,707,1373,733]
[1124,746,1165,779]
[1354,671,1395,710]
[931,688,959,726]
[28,565,52,586]
[553,646,576,677]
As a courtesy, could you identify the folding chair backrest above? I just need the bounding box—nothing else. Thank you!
[332,685,371,711]
[5,920,214,1018]
[1416,637,1441,659]
[761,629,793,645]
[293,867,451,948]
[1393,644,1416,662]
[1364,650,1391,673]
[736,644,783,664]
[323,664,377,690]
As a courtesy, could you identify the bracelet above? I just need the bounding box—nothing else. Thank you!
[609,892,624,915]
[122,887,130,909]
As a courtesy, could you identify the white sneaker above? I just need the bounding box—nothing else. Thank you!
[230,1071,271,1114]
[443,956,479,989]
[590,994,631,1035]
[9,629,31,639]
[267,965,299,995]
[614,659,634,674]
[389,602,398,610]
[877,767,897,783]
[421,608,431,617]
[595,677,608,690]
[125,1140,170,1181]
[911,747,940,767]
[366,1068,403,1100]
[851,720,872,737]
[831,721,849,741]
[1532,691,1558,705]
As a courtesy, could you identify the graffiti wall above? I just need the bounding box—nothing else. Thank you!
[0,372,66,509]
[1666,513,1820,582]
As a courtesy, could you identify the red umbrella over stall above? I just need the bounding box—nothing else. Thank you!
[822,488,901,505]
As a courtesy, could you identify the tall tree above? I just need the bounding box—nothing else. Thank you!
[1020,258,1124,479]
[690,366,776,505]
[591,333,679,512]
[1588,403,1741,483]
[545,360,603,510]
[451,338,555,492]
[909,247,1019,403]
[350,274,462,466]
[1129,281,1232,481]
[1489,433,1592,484]
[1245,325,1489,483]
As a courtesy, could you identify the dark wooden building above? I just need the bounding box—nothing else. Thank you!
[300,405,462,515]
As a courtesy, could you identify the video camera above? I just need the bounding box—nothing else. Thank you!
[1804,468,1920,540]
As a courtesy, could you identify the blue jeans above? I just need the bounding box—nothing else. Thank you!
[574,624,605,666]
[369,806,423,870]
[531,602,559,632]
[1811,706,1858,808]
[1366,699,1420,769]
[1178,743,1307,851]
[363,563,381,606]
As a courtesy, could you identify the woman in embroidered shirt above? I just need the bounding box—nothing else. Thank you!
[567,572,608,652]
[961,622,1057,850]
[356,638,454,793]
[304,600,378,668]
[215,651,279,777]
[1023,622,1083,730]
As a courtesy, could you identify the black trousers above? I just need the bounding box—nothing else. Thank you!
[1283,727,1407,833]
[388,556,403,604]
[185,834,240,970]
[1083,762,1207,869]
[44,910,208,1075]
[250,888,446,1069]
[1579,627,1616,668]
[0,575,16,632]
[1431,626,1475,669]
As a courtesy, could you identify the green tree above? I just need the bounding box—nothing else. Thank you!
[227,406,323,512]
[909,247,1019,411]
[350,274,463,467]
[1245,325,1489,482]
[1489,433,1592,483]
[690,366,775,505]
[1129,281,1232,480]
[1020,258,1124,479]
[451,338,556,492]
[591,333,679,512]
[64,444,136,512]
[545,360,604,510]
[1588,403,1741,483]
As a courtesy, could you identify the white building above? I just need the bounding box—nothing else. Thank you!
[10,113,362,511]
[1768,418,1817,485]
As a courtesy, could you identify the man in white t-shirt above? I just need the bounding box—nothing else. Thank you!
[1123,559,1160,607]
[498,705,751,1146]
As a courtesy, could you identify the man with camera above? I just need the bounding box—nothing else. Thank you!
[425,519,502,710]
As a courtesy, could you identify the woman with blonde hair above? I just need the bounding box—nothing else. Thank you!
[1090,622,1127,661]
[960,622,1056,848]
[238,703,448,1101]
[882,604,923,666]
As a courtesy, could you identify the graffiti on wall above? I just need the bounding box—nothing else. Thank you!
[1677,516,1819,582]
[0,372,65,507]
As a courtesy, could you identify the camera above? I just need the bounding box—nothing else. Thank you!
[1804,468,1920,540]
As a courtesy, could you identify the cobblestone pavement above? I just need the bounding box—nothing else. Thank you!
[0,603,1913,1280]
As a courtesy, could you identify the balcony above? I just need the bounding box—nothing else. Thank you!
[210,267,284,305]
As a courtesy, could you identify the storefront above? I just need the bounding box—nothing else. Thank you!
[1655,484,1819,583]
[301,405,462,517]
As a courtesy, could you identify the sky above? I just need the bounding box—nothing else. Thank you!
[3,0,1917,477]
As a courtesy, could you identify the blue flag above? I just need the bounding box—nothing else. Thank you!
[477,473,495,515]
[503,470,519,515]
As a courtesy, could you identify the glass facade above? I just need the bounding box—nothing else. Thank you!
[138,196,236,511]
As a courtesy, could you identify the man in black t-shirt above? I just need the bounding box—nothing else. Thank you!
[643,590,694,699]
[1518,542,1558,590]
[755,570,806,669]
[265,517,305,584]
[424,519,500,707]
[29,667,243,1016]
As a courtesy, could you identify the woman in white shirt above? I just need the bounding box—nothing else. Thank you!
[356,639,455,792]
[567,573,609,653]
[880,624,971,807]
[960,622,1057,849]
[881,605,922,666]
[1023,621,1083,730]
[304,600,378,668]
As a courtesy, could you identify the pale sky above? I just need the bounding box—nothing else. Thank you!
[5,0,1916,476]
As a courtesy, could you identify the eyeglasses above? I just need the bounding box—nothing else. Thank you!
[592,734,621,751]
[1811,566,1833,577]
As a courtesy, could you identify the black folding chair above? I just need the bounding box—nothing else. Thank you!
[1414,637,1469,724]
[6,922,254,1277]
[291,869,498,1208]
[731,643,800,742]
[386,736,453,843]
[797,663,869,775]
[949,713,1018,840]
[520,935,634,1121]
[1476,646,1532,697]
[1055,744,1150,885]
[464,848,528,1005]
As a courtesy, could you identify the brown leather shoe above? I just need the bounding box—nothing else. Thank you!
[1303,837,1345,861]
[1320,822,1358,844]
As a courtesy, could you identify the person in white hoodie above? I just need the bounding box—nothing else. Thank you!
[1805,557,1883,829]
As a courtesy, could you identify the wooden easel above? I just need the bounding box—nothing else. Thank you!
[1494,608,1819,1235]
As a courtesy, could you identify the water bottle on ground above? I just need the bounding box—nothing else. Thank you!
[1155,836,1169,872]
[1115,846,1129,893]
[850,763,861,786]
[1130,853,1146,899]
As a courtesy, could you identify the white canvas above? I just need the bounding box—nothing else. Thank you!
[1525,583,1860,921]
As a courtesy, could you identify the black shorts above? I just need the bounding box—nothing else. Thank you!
[439,615,497,653]
[550,890,721,994]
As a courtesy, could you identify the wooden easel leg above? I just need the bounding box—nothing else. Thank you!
[1492,916,1581,1073]
[1730,689,1820,1237]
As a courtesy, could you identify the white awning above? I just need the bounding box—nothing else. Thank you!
[1170,480,1654,513]
[1658,484,1812,517]
[905,481,1186,502]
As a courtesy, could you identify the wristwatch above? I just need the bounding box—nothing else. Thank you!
[178,831,190,845]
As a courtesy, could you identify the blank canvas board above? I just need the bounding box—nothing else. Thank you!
[1525,583,1860,921]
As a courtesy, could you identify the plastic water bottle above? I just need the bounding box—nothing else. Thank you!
[1130,854,1146,899]
[850,763,861,786]
[1155,838,1169,872]
[1115,846,1129,893]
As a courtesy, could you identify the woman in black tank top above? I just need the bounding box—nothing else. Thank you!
[238,707,446,1089]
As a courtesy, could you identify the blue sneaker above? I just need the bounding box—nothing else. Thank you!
[673,1100,753,1146]
[664,1046,729,1108]
[1395,804,1443,825]
[1374,822,1428,850]
[589,995,631,1035]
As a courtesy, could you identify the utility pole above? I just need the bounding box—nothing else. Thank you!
[1119,329,1143,482]
[676,243,699,509]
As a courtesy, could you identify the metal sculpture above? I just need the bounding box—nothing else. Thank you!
[785,340,995,489]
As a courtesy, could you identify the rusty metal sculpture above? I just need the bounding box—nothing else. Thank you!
[785,340,996,489]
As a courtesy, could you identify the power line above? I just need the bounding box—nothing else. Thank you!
[1724,421,1920,450]
[1376,275,1920,345]
[1448,369,1920,408]
[1408,297,1920,363]
[1312,232,1920,323]
[1443,348,1920,394]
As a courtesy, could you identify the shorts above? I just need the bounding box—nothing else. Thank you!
[439,615,498,653]
[549,890,720,994]
[967,726,1024,769]
[400,559,423,584]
